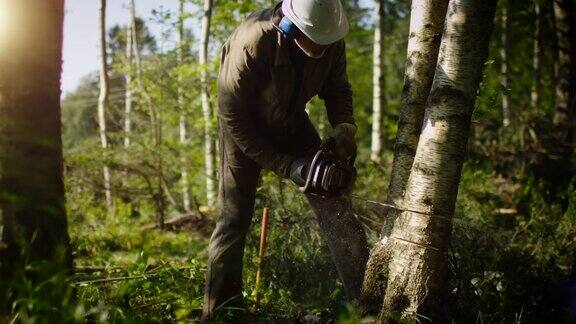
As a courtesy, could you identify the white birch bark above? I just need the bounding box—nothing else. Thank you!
[177,0,191,212]
[384,0,449,209]
[124,1,134,148]
[98,0,112,209]
[370,0,385,163]
[381,0,497,320]
[500,3,511,127]
[362,0,449,305]
[531,0,542,110]
[200,0,216,207]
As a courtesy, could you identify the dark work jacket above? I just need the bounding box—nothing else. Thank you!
[217,2,354,178]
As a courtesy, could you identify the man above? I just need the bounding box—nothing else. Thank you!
[202,0,369,319]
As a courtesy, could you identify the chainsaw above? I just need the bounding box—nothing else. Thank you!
[290,139,356,198]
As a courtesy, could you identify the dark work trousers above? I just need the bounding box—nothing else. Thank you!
[201,116,369,320]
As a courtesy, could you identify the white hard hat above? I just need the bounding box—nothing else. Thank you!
[282,0,349,46]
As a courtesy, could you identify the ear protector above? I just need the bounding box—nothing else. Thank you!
[279,16,300,38]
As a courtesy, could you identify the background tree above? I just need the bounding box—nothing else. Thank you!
[200,0,216,207]
[124,0,134,149]
[177,0,192,212]
[381,0,497,320]
[531,0,542,110]
[370,0,385,163]
[0,0,72,316]
[500,1,511,126]
[98,0,112,209]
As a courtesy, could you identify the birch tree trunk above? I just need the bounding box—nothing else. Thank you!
[531,0,542,110]
[363,0,448,307]
[177,0,191,212]
[381,0,496,321]
[363,0,449,306]
[98,0,112,209]
[383,0,449,210]
[370,0,385,163]
[0,0,72,312]
[124,1,134,148]
[552,0,576,143]
[200,0,216,207]
[501,3,511,126]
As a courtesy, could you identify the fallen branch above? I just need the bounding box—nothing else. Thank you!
[74,273,158,286]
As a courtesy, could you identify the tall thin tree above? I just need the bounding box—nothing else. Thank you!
[531,0,542,110]
[124,3,134,148]
[200,0,216,207]
[380,0,497,321]
[501,2,511,126]
[177,0,192,212]
[370,0,385,163]
[0,0,72,313]
[98,0,112,209]
[129,0,165,227]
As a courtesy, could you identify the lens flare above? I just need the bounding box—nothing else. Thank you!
[0,2,12,48]
[0,1,20,52]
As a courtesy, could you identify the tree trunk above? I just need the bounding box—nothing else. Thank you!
[552,0,576,143]
[98,0,112,209]
[381,0,496,321]
[383,0,449,211]
[177,0,191,212]
[531,0,542,110]
[129,0,165,227]
[124,0,134,148]
[370,0,385,163]
[0,0,72,313]
[363,0,449,307]
[200,0,216,207]
[501,2,511,126]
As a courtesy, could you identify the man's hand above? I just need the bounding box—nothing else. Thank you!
[324,123,357,160]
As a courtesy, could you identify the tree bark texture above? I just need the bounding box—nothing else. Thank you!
[370,0,385,163]
[552,0,576,143]
[98,0,112,209]
[531,0,542,110]
[177,0,191,212]
[0,0,72,312]
[381,0,496,321]
[200,0,216,207]
[363,0,449,307]
[384,0,449,211]
[500,3,511,126]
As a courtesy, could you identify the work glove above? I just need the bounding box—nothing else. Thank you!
[289,157,311,187]
[324,123,357,160]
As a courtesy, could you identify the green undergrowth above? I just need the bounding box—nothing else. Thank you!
[58,174,368,323]
[7,155,574,323]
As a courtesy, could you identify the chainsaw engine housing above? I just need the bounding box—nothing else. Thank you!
[300,142,356,198]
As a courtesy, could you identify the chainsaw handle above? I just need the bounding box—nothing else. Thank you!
[301,149,323,193]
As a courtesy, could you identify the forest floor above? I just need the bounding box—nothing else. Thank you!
[69,203,363,322]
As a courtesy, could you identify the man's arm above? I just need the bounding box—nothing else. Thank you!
[318,40,355,127]
[218,43,293,178]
